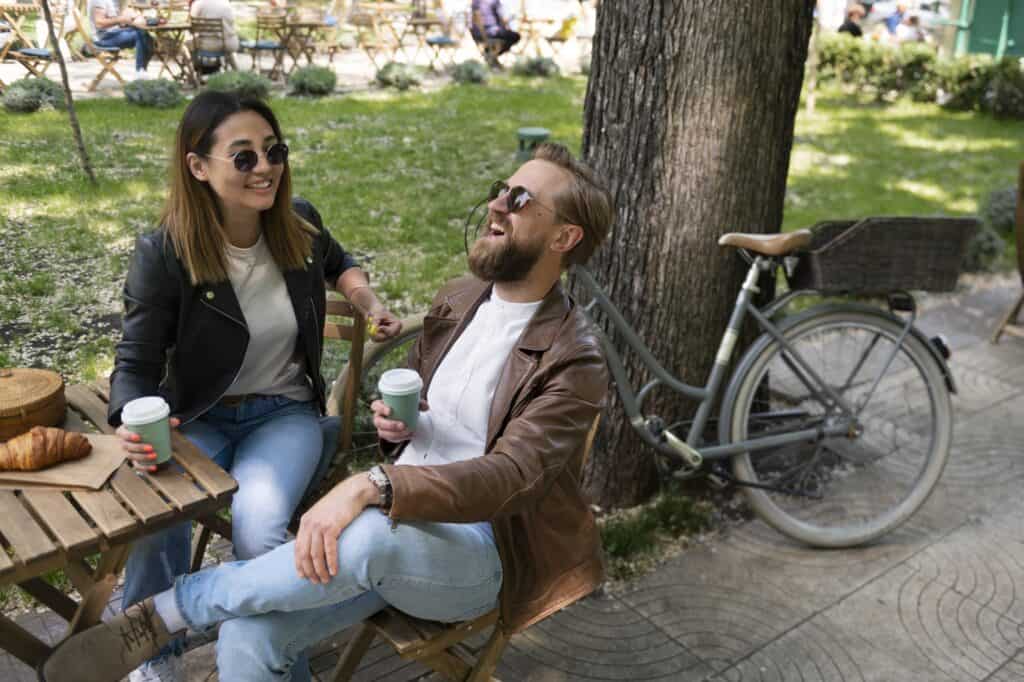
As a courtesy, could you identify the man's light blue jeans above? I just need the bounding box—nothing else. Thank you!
[122,396,324,675]
[172,509,502,681]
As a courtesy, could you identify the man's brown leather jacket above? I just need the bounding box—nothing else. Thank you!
[381,275,608,633]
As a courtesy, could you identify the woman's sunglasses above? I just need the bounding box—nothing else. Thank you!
[488,180,562,218]
[206,143,289,173]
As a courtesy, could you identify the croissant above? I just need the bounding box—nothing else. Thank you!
[0,427,93,472]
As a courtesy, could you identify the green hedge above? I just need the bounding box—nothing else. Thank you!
[288,65,337,97]
[124,78,183,108]
[204,71,272,101]
[2,77,65,113]
[816,33,1024,118]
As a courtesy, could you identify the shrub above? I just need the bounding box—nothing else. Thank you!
[204,71,272,100]
[983,57,1024,119]
[982,187,1017,238]
[2,86,42,113]
[935,55,995,111]
[124,78,183,108]
[2,77,64,112]
[962,224,1004,272]
[375,61,422,90]
[288,65,337,96]
[512,56,560,78]
[451,59,488,85]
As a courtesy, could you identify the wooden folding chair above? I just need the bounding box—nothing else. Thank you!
[347,8,388,69]
[240,11,287,80]
[190,294,366,571]
[189,15,232,80]
[6,3,68,79]
[70,6,124,91]
[992,161,1024,344]
[330,415,602,682]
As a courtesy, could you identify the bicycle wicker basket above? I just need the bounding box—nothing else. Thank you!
[0,368,66,441]
[788,217,979,294]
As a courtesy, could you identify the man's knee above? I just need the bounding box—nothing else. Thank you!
[334,510,399,581]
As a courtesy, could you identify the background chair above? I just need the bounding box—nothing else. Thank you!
[991,161,1024,343]
[189,16,233,80]
[6,2,68,80]
[239,11,287,80]
[330,415,602,682]
[70,6,124,91]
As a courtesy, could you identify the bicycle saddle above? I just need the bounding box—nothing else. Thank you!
[718,229,813,256]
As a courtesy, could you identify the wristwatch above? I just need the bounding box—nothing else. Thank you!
[367,465,393,510]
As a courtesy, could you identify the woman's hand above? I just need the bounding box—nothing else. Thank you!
[116,417,180,473]
[370,399,426,442]
[367,308,402,342]
[294,474,377,583]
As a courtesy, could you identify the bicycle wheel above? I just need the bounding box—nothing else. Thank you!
[721,305,952,547]
[327,313,425,419]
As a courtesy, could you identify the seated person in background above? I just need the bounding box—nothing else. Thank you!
[471,0,519,67]
[87,0,154,79]
[41,142,613,682]
[895,13,926,43]
[838,4,866,38]
[190,0,240,71]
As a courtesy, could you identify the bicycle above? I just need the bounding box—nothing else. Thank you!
[329,218,976,548]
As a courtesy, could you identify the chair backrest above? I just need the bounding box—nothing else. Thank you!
[323,295,366,453]
[1017,160,1023,287]
[256,11,288,37]
[190,15,225,52]
[70,5,100,51]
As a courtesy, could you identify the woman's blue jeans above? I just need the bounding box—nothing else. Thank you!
[172,509,502,681]
[95,27,153,71]
[121,395,324,676]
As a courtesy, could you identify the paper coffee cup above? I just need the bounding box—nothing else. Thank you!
[121,396,173,467]
[378,369,423,431]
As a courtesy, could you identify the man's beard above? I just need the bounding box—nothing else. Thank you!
[467,231,545,282]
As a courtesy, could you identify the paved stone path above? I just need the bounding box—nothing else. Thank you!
[2,277,1022,681]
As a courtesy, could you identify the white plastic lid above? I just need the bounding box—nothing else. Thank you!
[378,369,423,395]
[121,396,170,425]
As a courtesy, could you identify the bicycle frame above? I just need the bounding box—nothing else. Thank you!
[573,256,915,469]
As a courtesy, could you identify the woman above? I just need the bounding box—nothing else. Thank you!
[108,90,401,682]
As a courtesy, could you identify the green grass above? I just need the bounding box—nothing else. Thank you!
[1,79,1021,388]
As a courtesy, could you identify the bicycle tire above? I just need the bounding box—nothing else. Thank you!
[327,313,426,418]
[720,305,952,548]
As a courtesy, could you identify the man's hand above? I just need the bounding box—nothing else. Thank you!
[371,399,427,442]
[294,474,378,584]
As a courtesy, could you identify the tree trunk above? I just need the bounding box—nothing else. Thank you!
[575,1,815,509]
[39,0,98,186]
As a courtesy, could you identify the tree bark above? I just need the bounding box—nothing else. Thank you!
[575,1,815,508]
[39,0,98,186]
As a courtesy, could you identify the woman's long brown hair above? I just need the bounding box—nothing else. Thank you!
[162,91,315,286]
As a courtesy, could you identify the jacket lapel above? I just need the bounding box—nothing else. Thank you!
[484,281,570,446]
[421,279,490,394]
[199,279,246,329]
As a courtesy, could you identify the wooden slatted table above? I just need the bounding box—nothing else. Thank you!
[0,381,237,670]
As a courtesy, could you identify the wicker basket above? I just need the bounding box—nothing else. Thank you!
[788,217,979,294]
[0,368,66,441]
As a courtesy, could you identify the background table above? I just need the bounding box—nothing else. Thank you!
[144,22,197,86]
[0,382,236,670]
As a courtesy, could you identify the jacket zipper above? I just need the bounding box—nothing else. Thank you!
[198,296,248,421]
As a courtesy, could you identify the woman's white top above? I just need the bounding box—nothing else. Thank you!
[222,234,313,402]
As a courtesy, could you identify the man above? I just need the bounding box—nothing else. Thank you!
[471,0,520,67]
[41,142,613,682]
[87,0,153,79]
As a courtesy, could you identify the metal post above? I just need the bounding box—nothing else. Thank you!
[954,0,972,56]
[996,0,1012,59]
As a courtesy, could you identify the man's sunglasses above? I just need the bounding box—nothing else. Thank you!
[488,180,562,218]
[206,143,289,173]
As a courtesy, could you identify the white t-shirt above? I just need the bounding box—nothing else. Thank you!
[222,234,313,402]
[396,289,543,467]
[87,0,118,38]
